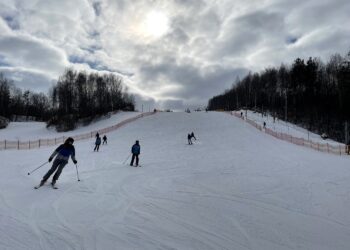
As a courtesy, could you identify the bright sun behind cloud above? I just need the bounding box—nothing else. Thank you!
[142,11,170,39]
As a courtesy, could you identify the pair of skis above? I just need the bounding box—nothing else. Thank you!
[34,183,58,189]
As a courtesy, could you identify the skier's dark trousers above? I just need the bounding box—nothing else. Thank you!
[130,140,141,166]
[40,137,77,186]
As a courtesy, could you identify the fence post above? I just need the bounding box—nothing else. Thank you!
[327,143,329,153]
[4,140,6,150]
[17,140,19,150]
[29,140,31,149]
[39,139,41,148]
[339,145,342,155]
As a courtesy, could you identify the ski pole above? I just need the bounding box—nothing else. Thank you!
[27,161,49,175]
[75,164,80,181]
[122,153,132,165]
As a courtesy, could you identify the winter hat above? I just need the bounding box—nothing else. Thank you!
[65,137,74,144]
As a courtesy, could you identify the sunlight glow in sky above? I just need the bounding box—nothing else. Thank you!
[0,0,349,111]
[142,11,170,39]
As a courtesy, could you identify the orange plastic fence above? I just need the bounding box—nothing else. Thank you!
[230,112,347,156]
[0,112,155,150]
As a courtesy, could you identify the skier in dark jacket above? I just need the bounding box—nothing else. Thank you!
[94,135,101,152]
[130,140,141,167]
[102,135,107,145]
[37,137,77,188]
[190,132,196,141]
[188,134,192,145]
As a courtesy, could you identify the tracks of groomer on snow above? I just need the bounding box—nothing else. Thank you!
[1,112,350,249]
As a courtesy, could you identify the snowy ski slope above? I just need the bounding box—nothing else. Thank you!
[0,112,141,141]
[0,112,350,249]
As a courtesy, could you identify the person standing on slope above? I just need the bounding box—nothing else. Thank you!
[130,140,141,167]
[37,137,77,188]
[94,135,101,152]
[188,133,192,145]
[190,132,197,141]
[102,135,107,145]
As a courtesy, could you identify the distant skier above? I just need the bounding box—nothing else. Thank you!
[188,133,192,145]
[94,135,101,152]
[130,140,141,167]
[263,122,266,128]
[102,135,107,145]
[36,137,77,188]
[95,132,99,138]
[190,132,197,141]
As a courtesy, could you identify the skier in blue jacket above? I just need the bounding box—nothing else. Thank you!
[130,140,141,167]
[37,137,77,188]
[94,135,101,152]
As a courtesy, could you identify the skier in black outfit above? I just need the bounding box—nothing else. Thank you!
[94,135,101,151]
[188,134,192,145]
[102,135,107,145]
[95,132,99,138]
[37,137,77,188]
[190,132,196,141]
[130,140,141,167]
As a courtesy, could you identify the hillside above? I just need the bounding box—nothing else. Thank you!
[0,112,350,249]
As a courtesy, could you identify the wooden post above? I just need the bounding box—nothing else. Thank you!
[17,140,19,150]
[4,140,6,150]
[29,141,31,149]
[39,139,41,148]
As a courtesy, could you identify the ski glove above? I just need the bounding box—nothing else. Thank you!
[48,157,53,162]
[73,160,77,164]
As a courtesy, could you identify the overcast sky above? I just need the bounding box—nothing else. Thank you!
[0,0,349,111]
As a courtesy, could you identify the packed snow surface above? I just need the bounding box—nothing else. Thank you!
[1,112,350,250]
[242,110,342,146]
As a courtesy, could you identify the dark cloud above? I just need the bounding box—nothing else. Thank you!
[0,0,349,110]
[0,35,67,75]
[138,58,248,107]
[286,36,298,45]
[215,10,285,58]
[0,67,55,93]
[92,2,102,16]
[2,15,19,30]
